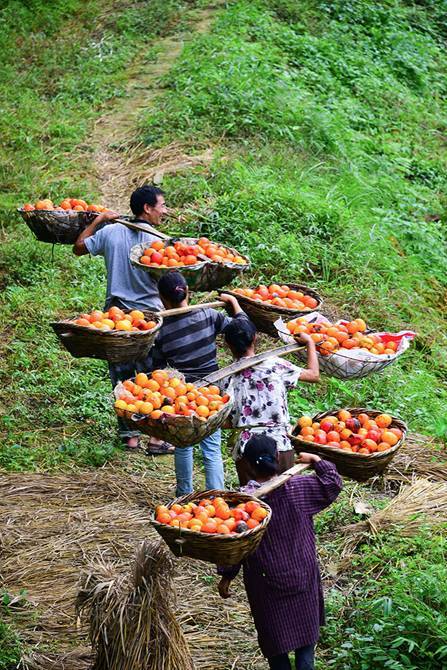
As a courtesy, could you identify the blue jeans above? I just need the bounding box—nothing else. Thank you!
[175,430,224,496]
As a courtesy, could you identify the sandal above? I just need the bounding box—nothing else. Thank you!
[121,436,141,450]
[145,441,175,456]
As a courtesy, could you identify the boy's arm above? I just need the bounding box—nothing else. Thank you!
[213,294,246,333]
[151,334,167,370]
[73,210,120,256]
[295,333,320,383]
[219,293,243,316]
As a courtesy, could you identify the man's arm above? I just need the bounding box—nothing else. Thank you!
[72,210,120,256]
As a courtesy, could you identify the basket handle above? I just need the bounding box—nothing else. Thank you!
[174,537,186,556]
[201,343,305,384]
[159,301,225,318]
[255,463,310,498]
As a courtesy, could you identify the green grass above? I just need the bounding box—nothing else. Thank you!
[139,0,447,437]
[0,617,21,670]
[0,0,197,211]
[320,529,447,670]
[0,0,202,471]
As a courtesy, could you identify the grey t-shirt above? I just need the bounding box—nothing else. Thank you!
[84,222,163,311]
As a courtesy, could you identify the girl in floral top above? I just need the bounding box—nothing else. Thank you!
[223,318,319,484]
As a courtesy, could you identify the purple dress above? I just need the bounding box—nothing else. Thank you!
[219,461,342,658]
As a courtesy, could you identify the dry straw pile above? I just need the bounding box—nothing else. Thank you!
[0,466,261,670]
[385,432,447,483]
[76,541,193,670]
[341,477,447,557]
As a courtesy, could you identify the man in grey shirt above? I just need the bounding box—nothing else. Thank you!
[73,185,173,453]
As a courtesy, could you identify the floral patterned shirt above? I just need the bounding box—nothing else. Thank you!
[225,356,303,458]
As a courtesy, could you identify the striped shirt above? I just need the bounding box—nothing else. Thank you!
[151,309,247,382]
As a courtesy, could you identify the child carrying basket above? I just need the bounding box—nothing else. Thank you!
[218,435,342,670]
[222,318,320,484]
[152,272,249,495]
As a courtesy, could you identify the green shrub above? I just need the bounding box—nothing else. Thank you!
[321,532,447,669]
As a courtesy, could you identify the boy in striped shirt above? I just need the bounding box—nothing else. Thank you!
[152,272,248,495]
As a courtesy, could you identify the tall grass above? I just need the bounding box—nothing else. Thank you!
[0,0,200,470]
[140,0,447,435]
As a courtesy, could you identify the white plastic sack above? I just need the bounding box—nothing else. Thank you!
[275,313,415,380]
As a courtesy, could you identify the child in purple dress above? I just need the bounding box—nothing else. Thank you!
[218,435,342,670]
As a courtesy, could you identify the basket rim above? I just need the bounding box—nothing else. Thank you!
[151,489,271,540]
[284,331,399,363]
[130,238,250,272]
[114,371,233,429]
[290,407,407,460]
[52,309,162,338]
[17,207,99,214]
[226,282,322,314]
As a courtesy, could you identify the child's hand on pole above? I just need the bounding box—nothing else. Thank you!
[294,332,314,346]
[298,452,321,465]
[220,293,242,315]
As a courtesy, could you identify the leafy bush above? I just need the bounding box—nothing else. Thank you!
[322,531,447,669]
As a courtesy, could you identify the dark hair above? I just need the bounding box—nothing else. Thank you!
[158,271,188,305]
[243,435,278,476]
[223,317,257,356]
[130,185,164,216]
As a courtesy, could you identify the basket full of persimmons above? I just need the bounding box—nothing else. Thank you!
[130,237,250,291]
[276,313,415,380]
[290,408,407,481]
[113,369,233,448]
[18,197,106,244]
[151,490,271,565]
[227,283,322,336]
[52,306,162,363]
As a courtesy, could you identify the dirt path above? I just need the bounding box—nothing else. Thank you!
[91,6,217,212]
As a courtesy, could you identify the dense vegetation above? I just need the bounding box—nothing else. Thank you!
[140,0,447,437]
[1,0,447,668]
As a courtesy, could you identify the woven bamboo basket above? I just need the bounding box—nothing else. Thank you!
[18,208,98,244]
[52,310,162,363]
[151,489,271,565]
[130,238,250,292]
[226,284,322,337]
[290,408,407,481]
[114,372,234,448]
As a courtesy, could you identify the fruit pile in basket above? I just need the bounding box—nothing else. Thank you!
[233,284,319,310]
[286,317,398,356]
[114,371,230,420]
[72,307,157,332]
[296,410,403,454]
[22,197,106,212]
[139,237,247,268]
[155,496,268,534]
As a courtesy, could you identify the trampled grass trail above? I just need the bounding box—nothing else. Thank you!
[1,1,447,669]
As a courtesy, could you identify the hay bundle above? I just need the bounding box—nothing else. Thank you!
[384,432,447,483]
[76,540,193,670]
[341,478,447,556]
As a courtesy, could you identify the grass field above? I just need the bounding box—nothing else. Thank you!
[1,0,447,668]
